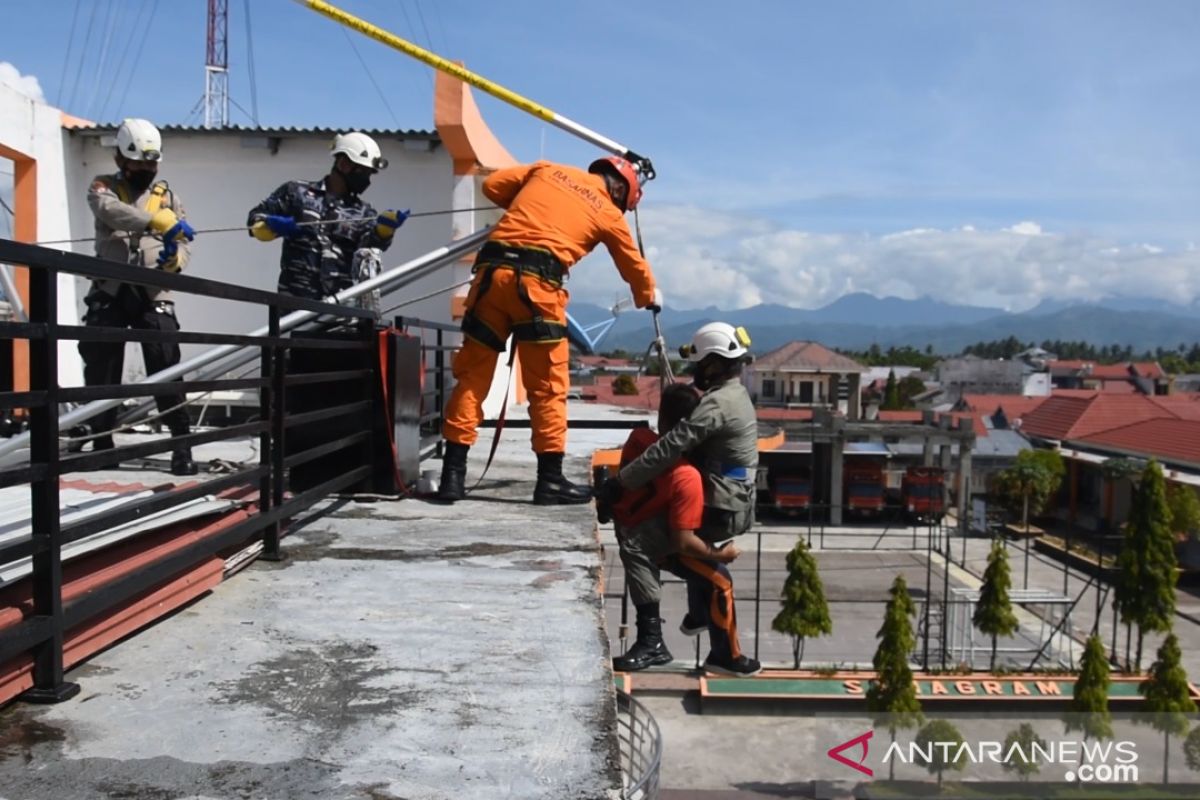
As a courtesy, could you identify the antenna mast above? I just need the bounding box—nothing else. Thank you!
[204,0,230,128]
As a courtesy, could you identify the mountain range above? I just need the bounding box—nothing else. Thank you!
[569,292,1200,356]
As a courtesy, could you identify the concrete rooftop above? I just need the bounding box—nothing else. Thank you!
[0,404,648,800]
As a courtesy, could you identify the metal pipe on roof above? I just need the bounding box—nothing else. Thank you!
[291,0,656,182]
[0,229,490,464]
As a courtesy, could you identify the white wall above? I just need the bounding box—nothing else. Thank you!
[1023,372,1051,396]
[65,130,466,373]
[0,83,83,385]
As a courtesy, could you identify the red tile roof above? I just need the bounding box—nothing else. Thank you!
[1048,360,1165,380]
[960,394,1049,421]
[877,410,924,423]
[756,407,816,421]
[583,375,676,409]
[1021,392,1198,441]
[754,341,866,373]
[1080,419,1200,467]
[577,355,638,368]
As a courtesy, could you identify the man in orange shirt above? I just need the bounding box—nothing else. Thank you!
[606,384,760,676]
[438,157,661,504]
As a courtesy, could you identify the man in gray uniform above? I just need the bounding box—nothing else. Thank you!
[599,322,759,674]
[615,321,759,542]
[77,118,198,475]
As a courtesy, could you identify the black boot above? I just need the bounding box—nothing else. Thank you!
[613,604,673,672]
[168,418,197,476]
[437,441,469,502]
[533,452,592,505]
[171,449,199,476]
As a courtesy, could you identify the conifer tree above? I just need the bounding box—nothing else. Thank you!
[1184,725,1200,773]
[914,719,966,789]
[882,369,901,410]
[866,575,923,779]
[771,539,832,669]
[1001,723,1047,782]
[1167,484,1200,540]
[973,540,1019,670]
[1114,460,1177,670]
[1138,633,1196,784]
[1067,634,1113,742]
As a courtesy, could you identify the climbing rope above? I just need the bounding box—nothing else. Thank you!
[29,205,499,247]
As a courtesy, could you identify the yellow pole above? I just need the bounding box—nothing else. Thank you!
[292,0,654,179]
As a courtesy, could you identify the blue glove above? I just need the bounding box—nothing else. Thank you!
[263,215,300,238]
[157,238,178,267]
[374,209,410,238]
[163,219,195,243]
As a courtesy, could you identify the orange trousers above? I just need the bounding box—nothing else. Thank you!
[442,268,571,453]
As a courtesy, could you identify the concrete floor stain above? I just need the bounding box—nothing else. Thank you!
[212,642,422,729]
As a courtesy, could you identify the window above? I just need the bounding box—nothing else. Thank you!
[762,379,776,398]
[799,382,814,403]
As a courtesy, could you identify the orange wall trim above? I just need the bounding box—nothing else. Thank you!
[433,66,517,176]
[0,141,37,395]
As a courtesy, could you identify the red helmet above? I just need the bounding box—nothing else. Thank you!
[588,156,643,212]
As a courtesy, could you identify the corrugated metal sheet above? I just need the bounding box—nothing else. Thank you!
[0,484,239,588]
[68,124,437,139]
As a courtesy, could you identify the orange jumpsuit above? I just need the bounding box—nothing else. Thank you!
[443,161,656,453]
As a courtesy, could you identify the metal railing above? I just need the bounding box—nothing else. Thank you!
[615,689,662,800]
[393,315,458,460]
[0,237,383,702]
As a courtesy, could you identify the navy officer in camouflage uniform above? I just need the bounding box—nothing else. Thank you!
[247,131,409,300]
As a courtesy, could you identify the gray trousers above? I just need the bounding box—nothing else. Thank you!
[616,518,671,607]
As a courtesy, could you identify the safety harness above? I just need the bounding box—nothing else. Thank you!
[460,241,570,351]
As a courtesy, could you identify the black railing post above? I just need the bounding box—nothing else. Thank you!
[363,316,379,492]
[435,327,445,459]
[753,527,763,661]
[24,262,80,703]
[259,305,282,560]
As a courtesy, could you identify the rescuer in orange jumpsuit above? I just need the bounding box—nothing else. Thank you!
[438,157,661,505]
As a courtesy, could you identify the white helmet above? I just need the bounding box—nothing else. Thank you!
[679,322,752,362]
[115,118,162,162]
[331,131,387,170]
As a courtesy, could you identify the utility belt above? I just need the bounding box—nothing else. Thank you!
[461,241,569,351]
[708,462,754,481]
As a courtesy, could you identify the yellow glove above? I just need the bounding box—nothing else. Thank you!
[250,220,278,242]
[148,207,179,234]
[374,209,409,239]
[159,254,182,273]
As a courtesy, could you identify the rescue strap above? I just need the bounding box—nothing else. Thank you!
[461,241,570,351]
[468,337,518,495]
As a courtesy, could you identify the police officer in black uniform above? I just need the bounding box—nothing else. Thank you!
[78,118,198,475]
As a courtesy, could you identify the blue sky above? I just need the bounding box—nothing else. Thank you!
[2,0,1199,311]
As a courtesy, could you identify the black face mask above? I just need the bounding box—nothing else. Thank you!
[344,170,372,195]
[692,360,717,391]
[123,168,157,194]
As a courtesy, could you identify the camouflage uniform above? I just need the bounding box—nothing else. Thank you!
[247,179,393,300]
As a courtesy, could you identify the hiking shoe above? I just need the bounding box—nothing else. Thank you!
[703,654,762,678]
[679,613,706,637]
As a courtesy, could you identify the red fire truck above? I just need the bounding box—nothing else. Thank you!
[843,461,886,518]
[901,466,946,523]
[768,469,813,518]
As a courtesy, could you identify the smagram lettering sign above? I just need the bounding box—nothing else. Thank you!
[699,674,1180,702]
[842,677,1073,698]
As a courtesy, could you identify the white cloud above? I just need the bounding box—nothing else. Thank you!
[0,62,45,104]
[568,206,1200,312]
[1006,221,1043,236]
